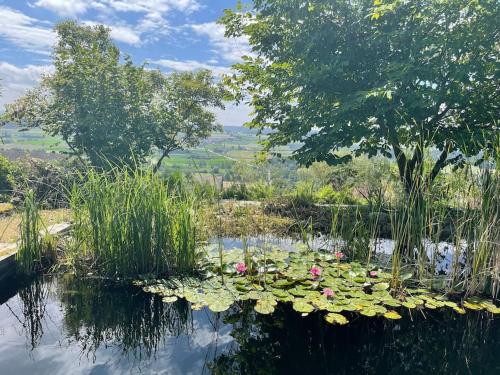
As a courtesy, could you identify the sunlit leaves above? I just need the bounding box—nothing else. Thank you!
[325,313,349,325]
[384,311,402,320]
[138,248,500,325]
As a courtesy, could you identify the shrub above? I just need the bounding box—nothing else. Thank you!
[315,185,361,205]
[222,183,252,200]
[248,181,276,200]
[10,158,81,208]
[0,155,14,202]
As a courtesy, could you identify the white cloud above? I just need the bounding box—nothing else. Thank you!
[0,6,56,54]
[0,62,53,109]
[153,59,231,76]
[103,0,201,14]
[190,22,251,63]
[82,21,142,46]
[33,0,90,17]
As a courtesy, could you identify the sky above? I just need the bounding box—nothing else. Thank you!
[0,0,252,126]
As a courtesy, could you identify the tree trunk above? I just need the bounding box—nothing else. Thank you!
[153,151,167,173]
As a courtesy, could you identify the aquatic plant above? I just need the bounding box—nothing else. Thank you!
[137,248,500,325]
[70,168,203,277]
[16,190,56,274]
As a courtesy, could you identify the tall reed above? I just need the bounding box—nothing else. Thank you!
[70,168,201,278]
[16,190,42,274]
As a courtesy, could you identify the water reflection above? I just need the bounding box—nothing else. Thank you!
[57,275,194,361]
[5,278,51,350]
[0,276,498,374]
[211,305,500,375]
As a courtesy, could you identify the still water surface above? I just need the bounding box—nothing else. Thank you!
[0,274,499,375]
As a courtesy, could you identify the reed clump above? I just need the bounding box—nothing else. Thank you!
[16,190,57,274]
[70,168,201,278]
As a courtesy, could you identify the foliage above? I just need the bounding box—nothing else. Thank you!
[16,190,56,274]
[69,168,203,277]
[2,21,223,170]
[9,158,80,208]
[0,155,14,202]
[151,70,225,172]
[222,183,252,200]
[315,185,361,205]
[221,0,499,193]
[138,248,500,322]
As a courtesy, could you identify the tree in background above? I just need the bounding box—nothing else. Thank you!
[221,0,499,196]
[2,21,224,170]
[150,70,225,172]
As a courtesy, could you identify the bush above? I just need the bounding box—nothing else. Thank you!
[0,155,14,202]
[315,185,361,205]
[248,181,276,200]
[222,183,252,200]
[290,181,316,207]
[9,158,81,208]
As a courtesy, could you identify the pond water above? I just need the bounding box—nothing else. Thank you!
[0,274,499,375]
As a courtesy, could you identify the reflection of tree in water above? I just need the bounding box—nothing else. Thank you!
[210,304,500,375]
[57,275,193,361]
[6,277,51,351]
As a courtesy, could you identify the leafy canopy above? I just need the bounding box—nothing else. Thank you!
[3,21,224,170]
[221,0,499,191]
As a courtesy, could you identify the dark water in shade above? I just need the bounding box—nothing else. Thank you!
[0,275,499,375]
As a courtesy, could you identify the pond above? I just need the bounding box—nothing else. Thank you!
[0,274,499,375]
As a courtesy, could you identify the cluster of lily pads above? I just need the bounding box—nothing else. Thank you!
[135,247,500,325]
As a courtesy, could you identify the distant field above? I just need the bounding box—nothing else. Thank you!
[0,124,297,173]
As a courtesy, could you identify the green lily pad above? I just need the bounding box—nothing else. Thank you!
[255,299,276,315]
[384,311,402,320]
[325,313,349,325]
[372,282,390,291]
[208,300,231,313]
[463,301,483,311]
[401,301,417,309]
[453,306,466,314]
[293,300,314,313]
[360,308,376,317]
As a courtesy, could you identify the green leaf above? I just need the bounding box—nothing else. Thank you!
[325,313,349,325]
[384,311,402,320]
[255,299,276,315]
[292,300,314,313]
[208,300,232,313]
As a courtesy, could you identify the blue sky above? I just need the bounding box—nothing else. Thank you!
[0,0,252,125]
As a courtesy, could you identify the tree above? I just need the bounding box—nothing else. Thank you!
[2,21,224,170]
[221,0,499,195]
[150,70,225,172]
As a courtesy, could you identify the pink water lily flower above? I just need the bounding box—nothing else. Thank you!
[236,262,247,274]
[335,251,345,260]
[310,266,322,278]
[323,288,335,298]
[369,271,378,278]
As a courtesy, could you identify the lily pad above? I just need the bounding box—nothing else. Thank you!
[372,282,390,291]
[384,311,402,320]
[208,300,231,313]
[255,299,276,315]
[293,300,314,314]
[463,301,483,311]
[325,313,349,325]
